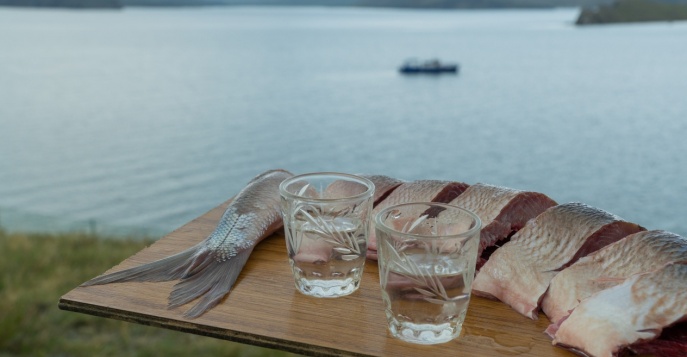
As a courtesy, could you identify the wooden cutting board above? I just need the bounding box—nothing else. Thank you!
[59,200,574,357]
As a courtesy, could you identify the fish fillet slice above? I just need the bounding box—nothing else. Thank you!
[446,183,557,266]
[542,230,687,324]
[322,174,403,204]
[471,202,645,319]
[366,179,470,260]
[361,174,405,205]
[549,262,687,357]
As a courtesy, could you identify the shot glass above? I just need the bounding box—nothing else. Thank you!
[279,172,375,298]
[375,203,481,344]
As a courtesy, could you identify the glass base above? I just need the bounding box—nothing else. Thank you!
[388,319,462,345]
[294,277,361,298]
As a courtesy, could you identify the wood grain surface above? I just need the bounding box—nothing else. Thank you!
[59,200,575,357]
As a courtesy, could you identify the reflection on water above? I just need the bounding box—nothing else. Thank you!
[1,7,687,238]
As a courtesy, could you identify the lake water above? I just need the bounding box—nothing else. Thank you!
[1,6,686,238]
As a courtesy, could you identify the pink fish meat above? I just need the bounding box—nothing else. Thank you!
[471,202,645,319]
[362,174,405,205]
[322,174,404,205]
[446,183,557,267]
[548,262,687,357]
[366,179,469,260]
[542,230,687,324]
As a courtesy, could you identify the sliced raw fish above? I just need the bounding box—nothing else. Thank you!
[366,179,469,260]
[471,202,645,319]
[361,174,405,205]
[446,183,557,266]
[542,230,687,324]
[549,262,687,357]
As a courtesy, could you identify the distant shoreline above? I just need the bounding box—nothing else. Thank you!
[0,0,601,10]
[0,0,687,26]
[576,0,687,25]
[0,0,123,8]
[2,1,687,24]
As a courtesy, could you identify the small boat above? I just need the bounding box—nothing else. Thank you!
[399,59,459,74]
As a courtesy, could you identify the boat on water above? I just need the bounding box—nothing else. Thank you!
[399,59,459,74]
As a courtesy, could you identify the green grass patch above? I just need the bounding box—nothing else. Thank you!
[0,230,298,357]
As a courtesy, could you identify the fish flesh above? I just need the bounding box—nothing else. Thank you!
[445,183,557,267]
[81,169,293,319]
[542,230,687,324]
[319,174,403,204]
[361,174,405,205]
[548,262,687,357]
[366,179,469,260]
[471,202,645,319]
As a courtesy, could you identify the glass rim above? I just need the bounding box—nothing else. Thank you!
[279,171,375,202]
[374,202,482,240]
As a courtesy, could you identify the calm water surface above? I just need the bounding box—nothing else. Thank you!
[1,7,686,237]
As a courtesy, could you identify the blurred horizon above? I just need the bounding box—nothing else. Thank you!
[0,0,614,9]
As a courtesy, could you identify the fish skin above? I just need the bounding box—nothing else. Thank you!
[542,230,687,324]
[81,169,293,319]
[471,202,645,319]
[550,262,687,357]
[359,174,405,205]
[366,179,469,260]
[301,174,402,202]
[446,183,557,265]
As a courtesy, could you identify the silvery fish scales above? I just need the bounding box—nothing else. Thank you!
[81,169,293,318]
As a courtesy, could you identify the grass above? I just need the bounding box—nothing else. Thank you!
[0,230,299,357]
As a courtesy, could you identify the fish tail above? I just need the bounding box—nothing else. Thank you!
[168,248,254,319]
[80,245,199,286]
